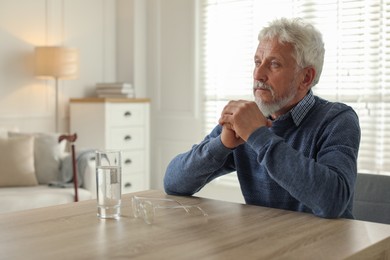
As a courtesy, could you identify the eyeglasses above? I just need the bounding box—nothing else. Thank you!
[131,196,208,225]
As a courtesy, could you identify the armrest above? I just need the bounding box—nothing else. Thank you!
[83,158,97,199]
[58,151,96,198]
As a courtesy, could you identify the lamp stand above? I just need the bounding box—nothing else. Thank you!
[55,77,59,133]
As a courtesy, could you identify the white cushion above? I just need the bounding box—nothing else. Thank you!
[9,132,66,184]
[0,136,38,187]
[0,185,92,213]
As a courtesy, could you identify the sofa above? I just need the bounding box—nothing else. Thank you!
[0,128,96,214]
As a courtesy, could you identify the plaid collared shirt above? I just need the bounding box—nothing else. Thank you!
[276,90,315,126]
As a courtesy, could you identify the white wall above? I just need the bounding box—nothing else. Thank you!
[142,0,204,190]
[116,0,148,99]
[0,0,242,201]
[140,0,243,202]
[0,0,191,191]
[0,0,116,133]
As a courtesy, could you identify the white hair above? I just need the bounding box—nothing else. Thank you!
[258,18,325,87]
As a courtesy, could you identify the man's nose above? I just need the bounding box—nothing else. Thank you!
[253,64,267,81]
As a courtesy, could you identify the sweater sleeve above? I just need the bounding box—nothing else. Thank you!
[164,125,236,196]
[247,106,361,218]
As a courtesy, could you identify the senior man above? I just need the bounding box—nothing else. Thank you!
[164,18,361,219]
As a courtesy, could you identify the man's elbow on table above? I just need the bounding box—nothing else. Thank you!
[312,201,352,219]
[163,178,180,196]
[163,171,176,195]
[163,170,192,196]
[163,180,194,196]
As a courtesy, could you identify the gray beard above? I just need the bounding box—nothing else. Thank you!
[255,92,296,117]
[253,80,298,117]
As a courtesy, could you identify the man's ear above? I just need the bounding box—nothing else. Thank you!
[300,66,316,90]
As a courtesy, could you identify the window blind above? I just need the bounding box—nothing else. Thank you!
[199,0,390,183]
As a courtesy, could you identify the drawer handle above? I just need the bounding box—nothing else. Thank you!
[124,182,132,188]
[124,111,132,117]
[124,135,132,141]
[125,159,132,164]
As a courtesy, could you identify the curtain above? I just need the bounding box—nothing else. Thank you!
[199,0,390,182]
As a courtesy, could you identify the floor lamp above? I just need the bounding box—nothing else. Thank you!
[34,46,79,132]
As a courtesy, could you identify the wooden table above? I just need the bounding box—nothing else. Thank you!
[1,190,389,259]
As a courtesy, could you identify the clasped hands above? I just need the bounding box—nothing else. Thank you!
[218,100,272,149]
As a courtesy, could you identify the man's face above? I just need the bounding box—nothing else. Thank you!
[253,38,305,117]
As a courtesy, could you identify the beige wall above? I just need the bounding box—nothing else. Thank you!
[0,0,116,133]
[0,0,236,197]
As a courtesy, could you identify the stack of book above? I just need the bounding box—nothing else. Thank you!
[95,82,135,98]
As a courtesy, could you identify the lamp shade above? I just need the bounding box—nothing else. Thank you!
[34,46,79,79]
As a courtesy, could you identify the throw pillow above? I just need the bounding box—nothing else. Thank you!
[9,132,66,184]
[0,126,19,138]
[0,128,7,139]
[0,136,38,187]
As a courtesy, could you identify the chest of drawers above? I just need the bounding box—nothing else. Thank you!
[70,98,150,196]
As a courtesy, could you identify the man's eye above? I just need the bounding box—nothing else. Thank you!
[270,61,280,68]
[254,61,261,67]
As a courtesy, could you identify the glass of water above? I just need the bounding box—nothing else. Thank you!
[95,150,122,219]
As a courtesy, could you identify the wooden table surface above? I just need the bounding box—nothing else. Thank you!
[1,190,389,260]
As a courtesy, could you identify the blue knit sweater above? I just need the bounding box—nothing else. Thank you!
[164,95,361,219]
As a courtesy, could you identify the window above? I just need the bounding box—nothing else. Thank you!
[199,0,390,179]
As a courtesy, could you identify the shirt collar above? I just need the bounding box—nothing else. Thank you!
[275,90,315,126]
